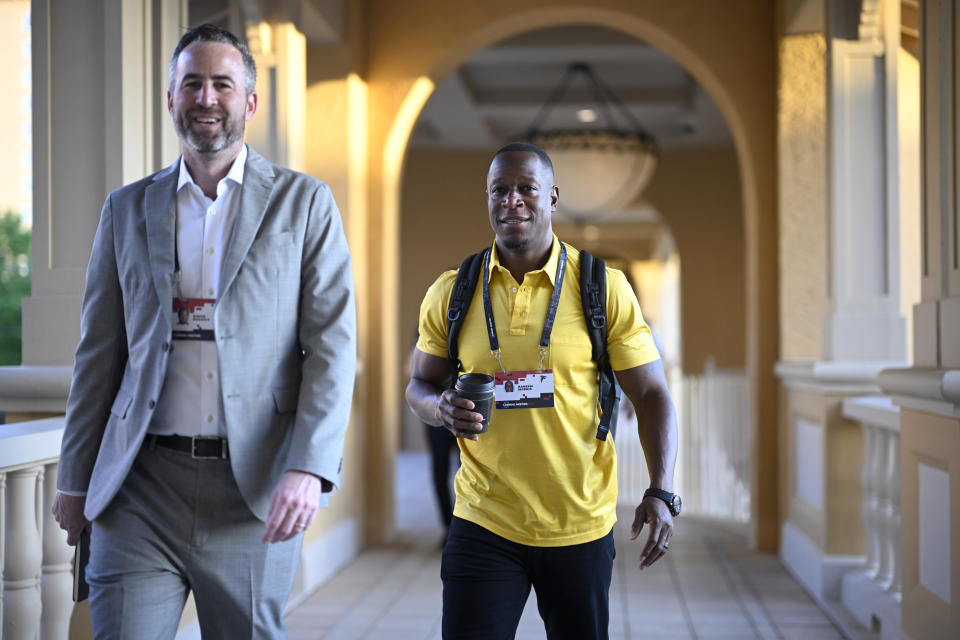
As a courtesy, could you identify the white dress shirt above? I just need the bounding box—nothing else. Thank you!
[149,145,247,438]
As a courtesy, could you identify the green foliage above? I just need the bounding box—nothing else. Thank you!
[0,210,31,365]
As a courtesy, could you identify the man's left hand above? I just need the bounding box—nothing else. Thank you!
[630,496,673,570]
[262,470,322,543]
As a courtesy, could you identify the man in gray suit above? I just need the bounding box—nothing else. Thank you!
[51,24,356,638]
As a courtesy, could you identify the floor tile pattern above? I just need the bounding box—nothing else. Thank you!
[286,453,844,639]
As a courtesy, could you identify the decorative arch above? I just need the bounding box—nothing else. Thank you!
[367,1,778,548]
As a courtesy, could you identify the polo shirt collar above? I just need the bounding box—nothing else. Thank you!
[488,234,562,285]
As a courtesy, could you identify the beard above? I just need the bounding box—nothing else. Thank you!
[174,107,245,154]
[502,238,530,251]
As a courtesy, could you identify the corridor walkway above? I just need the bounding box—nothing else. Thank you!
[286,453,848,639]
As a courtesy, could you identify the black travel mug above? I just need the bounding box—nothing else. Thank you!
[454,373,495,433]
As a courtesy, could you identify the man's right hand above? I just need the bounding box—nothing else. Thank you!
[437,389,485,440]
[52,492,90,546]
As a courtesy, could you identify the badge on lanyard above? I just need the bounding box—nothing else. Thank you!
[172,240,216,340]
[481,243,566,411]
[494,369,554,409]
[171,297,216,341]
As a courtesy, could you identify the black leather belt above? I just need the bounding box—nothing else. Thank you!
[144,434,229,460]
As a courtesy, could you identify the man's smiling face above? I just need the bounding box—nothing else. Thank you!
[486,151,558,253]
[167,41,256,156]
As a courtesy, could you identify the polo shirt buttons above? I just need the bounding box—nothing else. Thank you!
[162,342,170,352]
[149,400,156,409]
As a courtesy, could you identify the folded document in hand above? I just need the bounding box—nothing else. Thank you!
[73,528,90,602]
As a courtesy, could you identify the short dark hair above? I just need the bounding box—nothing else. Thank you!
[169,24,257,94]
[491,142,554,177]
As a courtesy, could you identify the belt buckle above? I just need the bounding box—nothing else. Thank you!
[191,436,225,460]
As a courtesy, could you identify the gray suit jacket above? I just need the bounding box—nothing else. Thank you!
[58,147,357,521]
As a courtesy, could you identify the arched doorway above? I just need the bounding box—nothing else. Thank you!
[363,0,777,549]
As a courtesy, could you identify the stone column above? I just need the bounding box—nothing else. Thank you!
[244,21,307,171]
[823,9,906,362]
[18,0,184,371]
[879,1,960,638]
[776,0,911,613]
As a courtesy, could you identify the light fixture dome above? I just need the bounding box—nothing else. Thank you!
[522,63,659,222]
[530,129,657,219]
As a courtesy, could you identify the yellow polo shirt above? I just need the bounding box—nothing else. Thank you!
[417,236,660,546]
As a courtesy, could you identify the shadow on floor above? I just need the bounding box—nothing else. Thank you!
[286,452,846,639]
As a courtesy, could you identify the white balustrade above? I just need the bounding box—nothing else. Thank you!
[0,417,69,640]
[2,466,43,639]
[861,424,881,575]
[616,363,750,523]
[41,463,73,639]
[840,396,903,633]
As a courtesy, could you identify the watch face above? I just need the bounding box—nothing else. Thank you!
[671,494,682,516]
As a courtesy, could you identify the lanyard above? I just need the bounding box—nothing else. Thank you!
[481,242,567,371]
[173,230,187,303]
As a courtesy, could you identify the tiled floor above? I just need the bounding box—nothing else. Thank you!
[286,453,845,639]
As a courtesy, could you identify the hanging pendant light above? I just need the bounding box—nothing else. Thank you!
[523,62,658,221]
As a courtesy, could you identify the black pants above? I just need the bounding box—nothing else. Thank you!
[425,423,459,528]
[441,517,615,639]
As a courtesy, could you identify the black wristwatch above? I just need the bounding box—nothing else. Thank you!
[644,488,682,516]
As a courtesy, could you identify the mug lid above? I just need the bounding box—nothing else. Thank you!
[456,373,495,392]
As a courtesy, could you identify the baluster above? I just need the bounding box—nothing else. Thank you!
[41,462,72,640]
[693,377,705,514]
[715,375,729,516]
[704,376,716,515]
[860,425,880,575]
[682,376,700,510]
[887,431,902,594]
[876,429,897,589]
[873,430,893,586]
[871,426,889,579]
[698,375,708,515]
[3,466,44,639]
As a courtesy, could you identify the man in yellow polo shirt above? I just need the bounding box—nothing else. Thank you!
[407,142,679,638]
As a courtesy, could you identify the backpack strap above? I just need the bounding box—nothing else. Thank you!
[446,250,486,388]
[579,250,621,442]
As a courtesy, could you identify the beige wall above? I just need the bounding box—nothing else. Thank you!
[782,389,864,554]
[644,146,746,373]
[778,34,828,360]
[399,149,491,358]
[900,409,960,640]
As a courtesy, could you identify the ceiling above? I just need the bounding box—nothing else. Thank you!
[410,25,733,152]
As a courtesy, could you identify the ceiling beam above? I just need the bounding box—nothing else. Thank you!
[471,86,693,108]
[468,44,669,66]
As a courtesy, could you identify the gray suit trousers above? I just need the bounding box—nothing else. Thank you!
[87,443,302,639]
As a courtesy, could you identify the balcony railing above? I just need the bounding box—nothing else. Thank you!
[616,363,750,523]
[1,417,72,640]
[840,395,902,635]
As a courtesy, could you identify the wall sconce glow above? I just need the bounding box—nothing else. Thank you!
[384,76,435,190]
[576,109,597,123]
[347,73,368,244]
[257,22,272,54]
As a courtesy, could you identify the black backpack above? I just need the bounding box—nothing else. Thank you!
[445,248,621,441]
